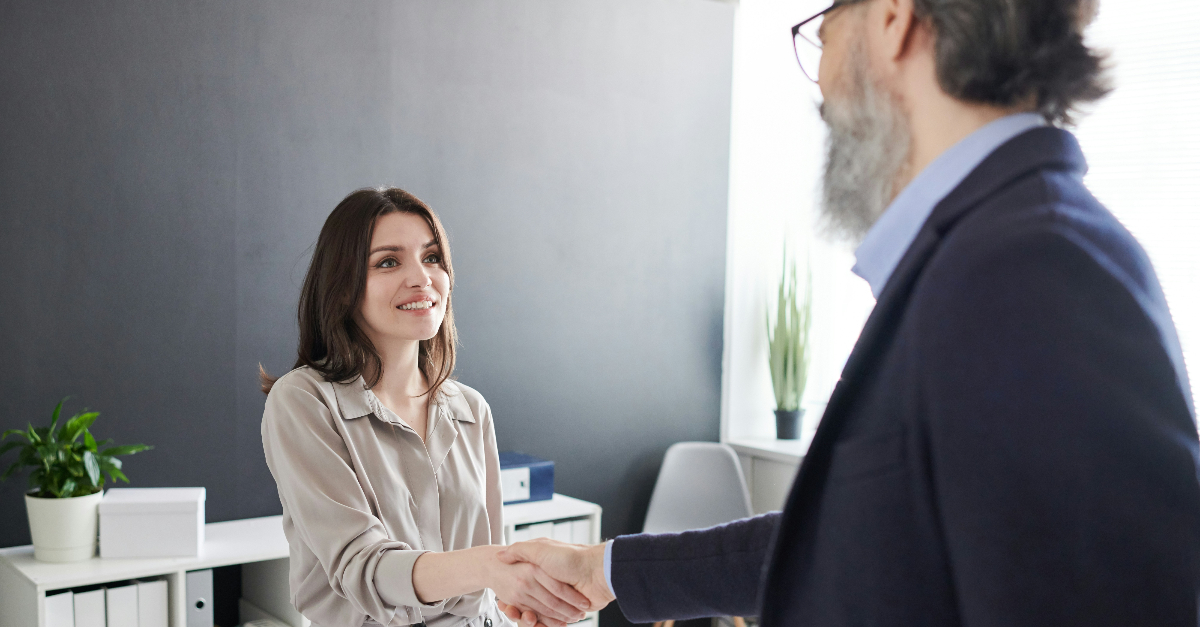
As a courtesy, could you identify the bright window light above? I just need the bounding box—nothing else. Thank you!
[721,0,1200,443]
[1075,0,1200,403]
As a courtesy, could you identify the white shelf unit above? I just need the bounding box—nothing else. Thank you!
[502,494,602,544]
[1,494,603,627]
[501,494,603,627]
[728,437,809,514]
[0,516,291,627]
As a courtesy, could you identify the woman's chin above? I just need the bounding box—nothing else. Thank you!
[392,319,443,342]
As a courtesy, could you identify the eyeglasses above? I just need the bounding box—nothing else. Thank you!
[791,0,869,82]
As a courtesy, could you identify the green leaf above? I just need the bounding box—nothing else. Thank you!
[766,246,813,412]
[83,451,100,486]
[100,444,151,457]
[36,444,58,462]
[48,398,66,439]
[0,441,23,458]
[61,412,99,443]
[1,428,29,442]
[3,400,151,491]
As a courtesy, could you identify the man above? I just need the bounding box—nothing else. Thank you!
[499,0,1200,624]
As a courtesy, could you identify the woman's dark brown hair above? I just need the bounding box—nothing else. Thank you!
[260,187,457,397]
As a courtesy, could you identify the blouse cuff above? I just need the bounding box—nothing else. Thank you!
[376,548,447,613]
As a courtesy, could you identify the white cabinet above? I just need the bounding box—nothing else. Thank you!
[503,493,602,545]
[501,494,603,627]
[0,516,292,627]
[728,438,805,514]
[1,494,603,627]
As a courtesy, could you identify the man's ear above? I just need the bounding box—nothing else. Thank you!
[878,0,918,63]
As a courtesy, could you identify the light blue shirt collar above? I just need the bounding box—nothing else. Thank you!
[851,113,1046,298]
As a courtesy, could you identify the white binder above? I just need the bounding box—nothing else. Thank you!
[525,521,554,539]
[570,518,592,543]
[73,588,106,627]
[106,584,139,627]
[138,579,170,627]
[45,591,74,627]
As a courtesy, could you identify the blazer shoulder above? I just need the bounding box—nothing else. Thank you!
[931,165,1156,295]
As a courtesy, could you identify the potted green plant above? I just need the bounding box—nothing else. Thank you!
[0,399,151,562]
[766,252,812,440]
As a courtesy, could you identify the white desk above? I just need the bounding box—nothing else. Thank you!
[0,494,602,627]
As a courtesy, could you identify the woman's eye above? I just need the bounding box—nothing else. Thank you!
[423,254,441,264]
[378,258,398,269]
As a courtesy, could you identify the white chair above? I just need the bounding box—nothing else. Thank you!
[643,442,754,627]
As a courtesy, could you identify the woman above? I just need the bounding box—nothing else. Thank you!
[260,188,588,627]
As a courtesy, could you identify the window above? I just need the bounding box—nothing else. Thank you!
[721,0,874,444]
[720,0,1200,445]
[1075,0,1200,403]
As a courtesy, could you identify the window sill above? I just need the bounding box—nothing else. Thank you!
[727,434,811,465]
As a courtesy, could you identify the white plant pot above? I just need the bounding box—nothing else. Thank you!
[25,490,104,562]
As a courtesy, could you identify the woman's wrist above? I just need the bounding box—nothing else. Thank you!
[413,545,503,604]
[470,544,506,592]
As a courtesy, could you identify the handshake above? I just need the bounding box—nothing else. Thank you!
[486,538,615,627]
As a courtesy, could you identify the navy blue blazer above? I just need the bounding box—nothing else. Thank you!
[610,128,1200,626]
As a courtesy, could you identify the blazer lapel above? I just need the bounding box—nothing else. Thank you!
[760,127,1089,605]
[799,126,1086,488]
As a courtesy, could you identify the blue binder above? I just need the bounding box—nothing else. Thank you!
[499,452,554,504]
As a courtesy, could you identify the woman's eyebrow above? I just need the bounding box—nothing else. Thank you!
[369,240,437,255]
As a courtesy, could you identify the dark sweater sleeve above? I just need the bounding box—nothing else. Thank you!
[610,512,780,623]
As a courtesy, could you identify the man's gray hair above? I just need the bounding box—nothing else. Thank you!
[914,0,1109,124]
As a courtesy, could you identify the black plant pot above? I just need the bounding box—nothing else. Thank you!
[775,408,804,440]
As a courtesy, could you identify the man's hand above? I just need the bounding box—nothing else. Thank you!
[494,539,614,627]
[483,548,589,626]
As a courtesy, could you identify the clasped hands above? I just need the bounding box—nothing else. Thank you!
[488,539,614,627]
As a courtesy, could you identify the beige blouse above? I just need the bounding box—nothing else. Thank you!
[261,367,509,627]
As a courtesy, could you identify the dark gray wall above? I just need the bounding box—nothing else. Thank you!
[0,0,731,593]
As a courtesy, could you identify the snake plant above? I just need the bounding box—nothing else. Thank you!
[767,253,812,412]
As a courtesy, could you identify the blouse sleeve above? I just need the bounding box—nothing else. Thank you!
[480,398,506,544]
[261,382,443,625]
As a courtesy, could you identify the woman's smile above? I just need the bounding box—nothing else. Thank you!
[397,296,437,313]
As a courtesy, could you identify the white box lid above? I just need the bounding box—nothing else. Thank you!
[99,487,206,514]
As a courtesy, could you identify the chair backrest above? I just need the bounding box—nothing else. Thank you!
[642,442,754,534]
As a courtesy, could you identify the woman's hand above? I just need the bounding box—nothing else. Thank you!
[496,598,544,627]
[483,547,589,626]
[494,539,612,627]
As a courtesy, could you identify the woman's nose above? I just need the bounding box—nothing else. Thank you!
[407,267,432,288]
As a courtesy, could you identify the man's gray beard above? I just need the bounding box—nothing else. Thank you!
[819,46,912,244]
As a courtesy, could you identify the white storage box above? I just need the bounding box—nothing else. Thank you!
[99,488,205,558]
